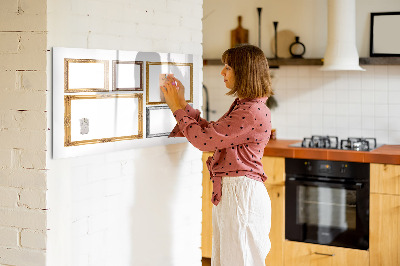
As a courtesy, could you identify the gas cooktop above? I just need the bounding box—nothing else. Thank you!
[289,135,383,151]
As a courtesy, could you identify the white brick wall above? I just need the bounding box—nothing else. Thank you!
[46,1,203,266]
[0,0,48,265]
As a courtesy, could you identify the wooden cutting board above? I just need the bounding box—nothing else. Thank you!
[231,16,249,48]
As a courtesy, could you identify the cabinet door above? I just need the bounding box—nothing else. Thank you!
[265,184,284,266]
[202,152,213,258]
[370,163,400,195]
[261,156,285,185]
[370,193,400,266]
[284,241,369,266]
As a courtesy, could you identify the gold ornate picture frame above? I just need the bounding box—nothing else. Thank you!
[64,58,109,92]
[146,62,193,105]
[64,94,143,147]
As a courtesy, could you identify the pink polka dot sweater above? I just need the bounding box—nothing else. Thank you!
[169,97,272,206]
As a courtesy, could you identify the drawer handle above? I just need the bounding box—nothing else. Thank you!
[314,252,335,257]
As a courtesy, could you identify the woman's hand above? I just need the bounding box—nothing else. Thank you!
[172,77,187,108]
[161,78,185,113]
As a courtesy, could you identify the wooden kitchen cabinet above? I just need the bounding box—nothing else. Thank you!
[284,241,369,266]
[201,154,286,266]
[370,163,400,195]
[262,156,285,266]
[370,163,400,266]
[264,184,285,266]
[202,152,213,258]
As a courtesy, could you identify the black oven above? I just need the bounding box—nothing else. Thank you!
[285,158,369,250]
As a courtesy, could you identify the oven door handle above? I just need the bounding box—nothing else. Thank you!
[287,177,364,189]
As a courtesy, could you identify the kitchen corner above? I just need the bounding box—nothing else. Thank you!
[263,139,400,164]
[202,139,400,265]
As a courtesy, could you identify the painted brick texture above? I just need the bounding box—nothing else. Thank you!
[46,0,203,266]
[0,0,48,265]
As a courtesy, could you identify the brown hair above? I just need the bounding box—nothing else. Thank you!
[221,44,273,99]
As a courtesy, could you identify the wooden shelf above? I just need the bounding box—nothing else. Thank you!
[359,57,400,65]
[203,57,400,67]
[203,58,323,67]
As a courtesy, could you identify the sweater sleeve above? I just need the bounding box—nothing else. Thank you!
[172,106,257,152]
[169,104,211,138]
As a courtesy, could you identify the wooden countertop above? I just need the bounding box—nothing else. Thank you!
[263,139,400,165]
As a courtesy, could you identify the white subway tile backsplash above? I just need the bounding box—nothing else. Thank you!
[336,115,348,129]
[374,65,388,77]
[336,103,349,116]
[362,116,375,130]
[374,117,389,130]
[375,130,389,144]
[389,117,400,131]
[374,77,388,91]
[348,74,362,90]
[349,128,363,137]
[361,129,375,138]
[298,66,311,78]
[388,91,400,104]
[286,77,299,89]
[336,90,349,103]
[348,116,362,129]
[285,66,298,77]
[203,65,400,144]
[348,103,362,116]
[361,104,375,117]
[388,65,400,76]
[389,104,400,117]
[323,115,336,129]
[298,77,311,89]
[375,104,389,117]
[310,77,324,90]
[388,76,400,91]
[335,73,349,90]
[361,90,375,104]
[323,87,336,103]
[388,131,400,143]
[374,90,388,104]
[323,103,336,115]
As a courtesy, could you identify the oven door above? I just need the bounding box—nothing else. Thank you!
[285,177,369,250]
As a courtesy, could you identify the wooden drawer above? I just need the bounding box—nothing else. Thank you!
[370,193,400,266]
[370,163,400,195]
[284,241,369,266]
[262,156,285,186]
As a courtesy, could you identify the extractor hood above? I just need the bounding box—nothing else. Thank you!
[320,0,365,71]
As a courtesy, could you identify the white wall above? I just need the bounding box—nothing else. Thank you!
[203,0,400,58]
[0,0,48,265]
[203,0,400,145]
[46,0,203,266]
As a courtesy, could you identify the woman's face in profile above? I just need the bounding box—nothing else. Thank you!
[221,64,235,89]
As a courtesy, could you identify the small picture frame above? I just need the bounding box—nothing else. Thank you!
[64,58,109,92]
[146,106,177,138]
[370,12,400,57]
[146,62,193,105]
[146,104,193,138]
[112,60,143,91]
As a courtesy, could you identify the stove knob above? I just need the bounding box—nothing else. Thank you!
[305,162,312,171]
[340,164,347,174]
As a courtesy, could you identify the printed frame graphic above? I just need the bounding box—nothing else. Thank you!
[112,60,144,91]
[64,93,143,146]
[64,58,110,92]
[146,62,193,105]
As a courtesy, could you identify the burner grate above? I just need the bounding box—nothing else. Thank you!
[340,137,377,151]
[301,135,339,149]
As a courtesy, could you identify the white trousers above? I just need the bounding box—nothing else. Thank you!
[212,176,271,266]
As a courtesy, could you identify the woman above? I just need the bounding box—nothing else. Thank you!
[161,44,273,266]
